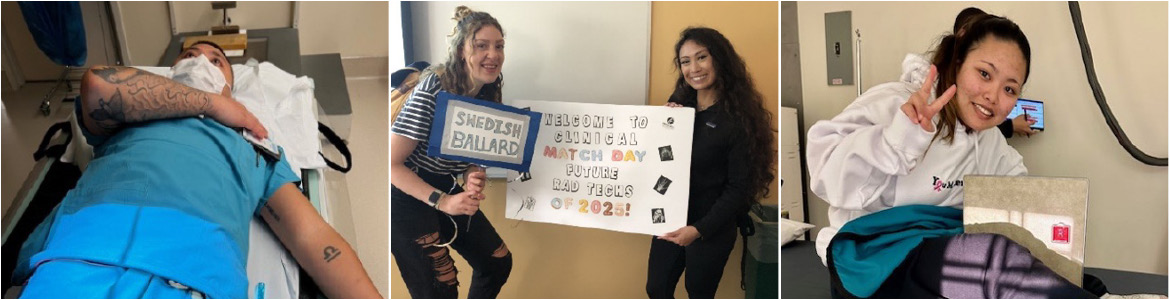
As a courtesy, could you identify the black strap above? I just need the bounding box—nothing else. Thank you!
[317,122,352,173]
[2,159,81,290]
[33,121,73,161]
[739,214,756,291]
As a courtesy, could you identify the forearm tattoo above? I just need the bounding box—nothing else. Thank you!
[323,245,341,263]
[87,66,214,134]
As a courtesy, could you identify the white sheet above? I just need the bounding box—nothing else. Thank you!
[231,59,327,175]
[129,60,327,178]
[781,218,814,247]
[246,218,300,298]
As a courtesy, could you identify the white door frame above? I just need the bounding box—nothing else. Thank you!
[2,29,25,91]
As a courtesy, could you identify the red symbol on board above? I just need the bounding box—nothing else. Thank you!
[1052,223,1070,244]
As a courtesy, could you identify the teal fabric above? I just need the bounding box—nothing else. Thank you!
[29,204,245,298]
[23,253,201,298]
[830,205,964,298]
[21,101,300,298]
[70,99,298,250]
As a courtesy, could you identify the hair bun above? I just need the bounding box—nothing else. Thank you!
[954,7,989,33]
[453,6,474,23]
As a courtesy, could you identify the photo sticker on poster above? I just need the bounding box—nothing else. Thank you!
[1053,222,1070,244]
[658,145,674,162]
[651,208,666,224]
[653,176,672,195]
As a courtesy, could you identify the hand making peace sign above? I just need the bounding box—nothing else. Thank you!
[901,65,958,132]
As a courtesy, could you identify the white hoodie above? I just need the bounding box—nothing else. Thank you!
[806,54,1027,266]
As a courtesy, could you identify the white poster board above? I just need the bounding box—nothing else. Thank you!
[505,100,693,236]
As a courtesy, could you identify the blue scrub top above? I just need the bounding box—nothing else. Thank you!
[28,100,299,298]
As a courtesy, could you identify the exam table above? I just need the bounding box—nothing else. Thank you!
[782,240,1168,298]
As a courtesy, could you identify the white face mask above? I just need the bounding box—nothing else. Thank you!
[171,54,230,94]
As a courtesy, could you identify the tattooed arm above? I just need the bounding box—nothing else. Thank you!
[259,183,382,298]
[79,66,268,138]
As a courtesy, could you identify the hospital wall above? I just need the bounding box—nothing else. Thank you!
[793,1,1168,275]
[170,1,293,34]
[113,1,388,66]
[389,1,778,298]
[116,2,173,66]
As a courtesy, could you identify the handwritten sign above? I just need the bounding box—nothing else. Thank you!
[428,92,542,172]
[505,100,693,236]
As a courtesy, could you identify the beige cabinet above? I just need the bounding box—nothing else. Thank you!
[780,107,804,222]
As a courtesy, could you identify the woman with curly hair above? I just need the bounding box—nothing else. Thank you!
[390,5,510,299]
[648,26,776,298]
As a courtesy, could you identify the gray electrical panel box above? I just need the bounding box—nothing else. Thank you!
[825,11,853,86]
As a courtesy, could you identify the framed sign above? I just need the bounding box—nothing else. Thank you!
[427,91,542,172]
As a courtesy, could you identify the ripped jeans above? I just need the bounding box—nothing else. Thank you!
[391,168,512,299]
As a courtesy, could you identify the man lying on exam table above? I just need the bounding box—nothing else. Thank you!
[11,41,381,299]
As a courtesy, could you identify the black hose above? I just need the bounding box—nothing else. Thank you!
[1068,1,1167,166]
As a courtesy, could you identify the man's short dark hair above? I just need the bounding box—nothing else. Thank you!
[189,40,227,57]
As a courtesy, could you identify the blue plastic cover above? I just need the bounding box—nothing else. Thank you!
[18,1,87,67]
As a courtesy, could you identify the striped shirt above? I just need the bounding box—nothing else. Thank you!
[392,73,496,175]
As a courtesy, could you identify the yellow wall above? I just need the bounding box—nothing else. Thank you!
[390,2,778,298]
[648,1,780,206]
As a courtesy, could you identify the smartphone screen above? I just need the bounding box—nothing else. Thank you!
[1006,99,1044,130]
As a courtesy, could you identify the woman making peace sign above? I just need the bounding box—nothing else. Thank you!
[802,7,1142,299]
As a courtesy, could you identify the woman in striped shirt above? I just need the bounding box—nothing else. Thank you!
[390,6,511,299]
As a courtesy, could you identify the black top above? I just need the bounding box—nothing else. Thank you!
[675,99,753,238]
[998,118,1014,138]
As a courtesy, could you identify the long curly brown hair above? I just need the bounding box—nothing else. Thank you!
[669,27,777,202]
[422,5,504,103]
